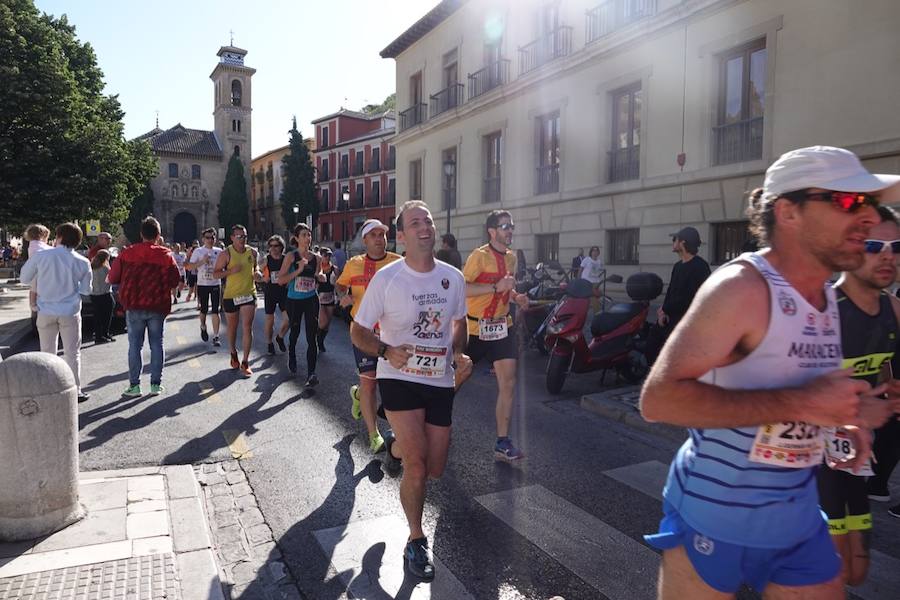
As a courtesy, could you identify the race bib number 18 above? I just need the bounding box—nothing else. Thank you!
[749,421,823,468]
[400,345,448,378]
[824,427,874,476]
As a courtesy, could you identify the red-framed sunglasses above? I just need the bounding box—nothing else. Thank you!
[785,190,879,213]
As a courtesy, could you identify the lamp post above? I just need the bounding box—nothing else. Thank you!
[292,205,299,231]
[443,158,456,235]
[342,189,350,242]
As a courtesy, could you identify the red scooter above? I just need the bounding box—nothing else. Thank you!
[544,272,663,394]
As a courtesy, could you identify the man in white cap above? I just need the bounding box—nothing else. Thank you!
[640,146,900,599]
[335,218,402,453]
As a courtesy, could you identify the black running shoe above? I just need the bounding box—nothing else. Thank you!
[404,537,435,581]
[889,504,900,519]
[382,431,401,478]
[377,403,386,420]
[305,373,319,387]
[288,354,297,374]
[200,328,209,342]
[267,342,275,355]
[275,335,286,352]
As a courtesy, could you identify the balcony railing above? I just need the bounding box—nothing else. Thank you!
[320,198,330,213]
[337,199,349,211]
[536,164,560,194]
[338,167,349,179]
[368,158,381,173]
[518,26,573,76]
[608,146,640,183]
[586,0,657,44]
[352,163,364,177]
[385,154,396,170]
[385,188,396,205]
[399,103,427,131]
[367,192,381,207]
[713,117,764,165]
[483,176,501,204]
[468,59,510,100]
[430,83,464,118]
[319,170,330,182]
[351,195,364,210]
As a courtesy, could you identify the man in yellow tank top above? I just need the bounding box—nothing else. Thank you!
[214,224,260,377]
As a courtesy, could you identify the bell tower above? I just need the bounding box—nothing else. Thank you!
[211,45,255,174]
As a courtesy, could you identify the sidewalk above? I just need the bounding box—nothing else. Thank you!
[0,466,225,600]
[581,385,687,442]
[0,282,34,358]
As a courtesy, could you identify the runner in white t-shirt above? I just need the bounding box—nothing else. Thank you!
[172,243,186,304]
[351,200,471,582]
[185,227,223,346]
[579,245,605,313]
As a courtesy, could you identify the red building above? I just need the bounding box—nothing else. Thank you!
[312,109,396,246]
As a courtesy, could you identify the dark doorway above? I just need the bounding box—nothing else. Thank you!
[173,212,197,244]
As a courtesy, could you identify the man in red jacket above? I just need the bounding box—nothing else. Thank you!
[108,217,181,397]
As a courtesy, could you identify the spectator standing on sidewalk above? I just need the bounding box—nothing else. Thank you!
[90,249,115,344]
[108,217,180,397]
[20,222,92,402]
[332,241,348,274]
[87,232,113,261]
[23,224,52,313]
[578,246,605,313]
[435,233,462,270]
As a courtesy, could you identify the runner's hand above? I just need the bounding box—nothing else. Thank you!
[827,425,872,474]
[230,263,242,274]
[857,386,894,429]
[339,294,353,308]
[316,273,326,283]
[453,352,473,389]
[495,275,515,293]
[513,293,529,309]
[385,344,414,370]
[800,368,870,426]
[885,378,900,413]
[297,257,308,270]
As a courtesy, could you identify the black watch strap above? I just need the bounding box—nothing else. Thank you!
[377,342,388,358]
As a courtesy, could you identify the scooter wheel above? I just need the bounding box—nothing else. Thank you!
[546,352,571,394]
[617,351,649,384]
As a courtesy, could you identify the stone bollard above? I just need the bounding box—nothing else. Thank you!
[0,352,83,541]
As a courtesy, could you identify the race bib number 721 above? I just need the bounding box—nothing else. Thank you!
[400,345,448,378]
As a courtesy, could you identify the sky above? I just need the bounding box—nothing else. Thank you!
[34,0,440,157]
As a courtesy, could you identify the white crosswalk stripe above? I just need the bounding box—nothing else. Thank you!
[602,459,900,600]
[475,485,659,600]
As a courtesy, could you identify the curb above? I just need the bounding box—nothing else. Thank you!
[580,389,687,443]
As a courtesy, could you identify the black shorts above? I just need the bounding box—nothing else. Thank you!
[816,466,871,535]
[197,285,220,315]
[467,332,517,364]
[186,272,197,286]
[222,296,257,313]
[377,378,455,427]
[264,286,287,315]
[353,345,377,374]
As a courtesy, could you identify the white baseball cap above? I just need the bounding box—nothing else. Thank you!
[360,219,388,238]
[764,146,900,197]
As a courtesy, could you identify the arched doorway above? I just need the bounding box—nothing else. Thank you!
[173,212,197,244]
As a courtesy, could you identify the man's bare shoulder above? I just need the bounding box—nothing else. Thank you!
[696,260,767,303]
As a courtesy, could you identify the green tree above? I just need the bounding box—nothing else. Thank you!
[361,93,396,114]
[0,0,156,232]
[122,183,155,244]
[218,150,249,234]
[280,117,317,230]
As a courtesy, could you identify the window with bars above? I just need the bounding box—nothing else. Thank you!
[608,228,639,264]
[536,111,560,194]
[609,84,641,182]
[410,159,422,200]
[714,40,766,165]
[483,131,502,203]
[712,221,753,264]
[536,233,560,264]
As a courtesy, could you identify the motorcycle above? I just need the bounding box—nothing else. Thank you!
[543,272,663,394]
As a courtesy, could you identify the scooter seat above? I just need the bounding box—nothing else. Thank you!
[591,302,644,337]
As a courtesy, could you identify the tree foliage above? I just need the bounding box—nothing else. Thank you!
[218,150,249,234]
[361,93,396,115]
[280,118,317,230]
[0,0,156,233]
[122,183,155,244]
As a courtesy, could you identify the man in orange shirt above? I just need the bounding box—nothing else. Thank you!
[335,219,402,453]
[463,210,529,460]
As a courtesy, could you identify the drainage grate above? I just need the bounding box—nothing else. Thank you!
[0,553,180,600]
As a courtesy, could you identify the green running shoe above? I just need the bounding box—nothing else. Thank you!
[350,384,362,420]
[123,385,142,398]
[149,384,165,396]
[369,431,385,454]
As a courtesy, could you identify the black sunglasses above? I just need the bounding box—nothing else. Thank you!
[233,234,246,239]
[784,190,879,213]
[864,239,900,254]
[496,223,515,231]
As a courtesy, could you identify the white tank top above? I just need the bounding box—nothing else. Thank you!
[664,252,843,548]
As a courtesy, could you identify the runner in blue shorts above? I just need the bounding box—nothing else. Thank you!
[640,146,900,599]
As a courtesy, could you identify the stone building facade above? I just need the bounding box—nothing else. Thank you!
[139,46,255,243]
[381,0,900,284]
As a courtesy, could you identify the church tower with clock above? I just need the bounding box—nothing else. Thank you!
[211,46,255,176]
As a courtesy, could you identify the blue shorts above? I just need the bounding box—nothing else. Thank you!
[644,501,840,594]
[353,345,377,375]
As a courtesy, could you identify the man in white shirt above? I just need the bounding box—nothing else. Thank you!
[20,222,92,402]
[185,227,223,346]
[350,200,471,582]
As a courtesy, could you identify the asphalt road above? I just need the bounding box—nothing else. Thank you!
[13,299,900,600]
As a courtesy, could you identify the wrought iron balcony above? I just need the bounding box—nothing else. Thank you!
[338,167,349,179]
[320,198,330,213]
[385,188,396,205]
[518,26,572,76]
[608,146,640,183]
[351,194,364,210]
[586,0,657,44]
[429,83,464,118]
[385,154,396,170]
[352,163,364,177]
[713,117,764,165]
[399,103,427,131]
[367,192,381,207]
[536,164,560,194]
[468,59,510,100]
[337,199,349,211]
[368,157,381,173]
[319,169,330,182]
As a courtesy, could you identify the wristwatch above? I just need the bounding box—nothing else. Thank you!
[377,342,388,358]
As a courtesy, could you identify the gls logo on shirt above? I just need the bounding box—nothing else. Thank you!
[413,309,444,340]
